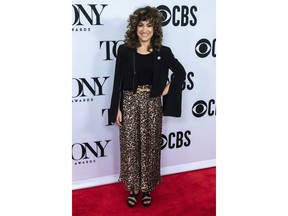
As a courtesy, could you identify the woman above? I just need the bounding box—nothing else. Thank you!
[109,6,186,207]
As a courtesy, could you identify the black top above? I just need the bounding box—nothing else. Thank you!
[136,52,154,85]
[109,44,186,124]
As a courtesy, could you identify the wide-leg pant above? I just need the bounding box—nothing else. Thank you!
[119,90,162,192]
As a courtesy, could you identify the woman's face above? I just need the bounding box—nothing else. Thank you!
[137,20,154,44]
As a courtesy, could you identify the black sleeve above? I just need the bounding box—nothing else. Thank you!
[108,45,125,124]
[162,47,186,117]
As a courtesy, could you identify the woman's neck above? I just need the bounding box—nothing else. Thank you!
[137,43,152,54]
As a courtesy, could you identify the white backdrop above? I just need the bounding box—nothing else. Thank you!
[72,0,216,190]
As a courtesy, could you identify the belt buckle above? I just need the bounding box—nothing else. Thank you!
[137,85,150,93]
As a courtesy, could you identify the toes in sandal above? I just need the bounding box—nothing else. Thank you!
[142,192,152,207]
[127,191,139,207]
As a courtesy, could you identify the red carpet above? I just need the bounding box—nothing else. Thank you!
[72,167,216,216]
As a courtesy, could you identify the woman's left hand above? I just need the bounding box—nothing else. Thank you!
[162,83,170,96]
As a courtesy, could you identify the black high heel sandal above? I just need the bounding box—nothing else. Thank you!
[127,191,139,207]
[142,192,152,207]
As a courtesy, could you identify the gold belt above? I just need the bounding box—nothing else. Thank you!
[136,85,151,93]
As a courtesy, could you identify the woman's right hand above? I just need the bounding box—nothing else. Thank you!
[116,109,122,126]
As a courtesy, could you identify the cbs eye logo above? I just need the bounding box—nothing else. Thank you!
[192,99,216,117]
[195,38,216,58]
[157,5,197,27]
[161,131,191,150]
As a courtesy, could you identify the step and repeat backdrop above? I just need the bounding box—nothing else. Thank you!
[72,0,216,190]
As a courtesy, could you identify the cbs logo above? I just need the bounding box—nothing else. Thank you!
[161,130,191,150]
[192,99,216,117]
[195,38,216,58]
[157,5,197,26]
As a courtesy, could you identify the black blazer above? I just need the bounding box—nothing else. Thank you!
[108,44,186,124]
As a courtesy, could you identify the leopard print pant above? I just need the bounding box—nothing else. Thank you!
[119,90,162,192]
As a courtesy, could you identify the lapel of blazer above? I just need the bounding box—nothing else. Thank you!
[151,49,162,93]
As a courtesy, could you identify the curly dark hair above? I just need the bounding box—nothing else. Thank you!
[124,6,163,51]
